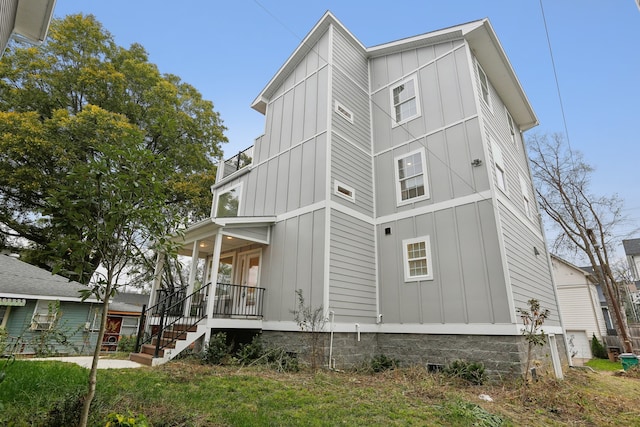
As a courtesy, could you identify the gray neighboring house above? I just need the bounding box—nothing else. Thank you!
[0,254,101,355]
[137,12,566,377]
[0,0,56,59]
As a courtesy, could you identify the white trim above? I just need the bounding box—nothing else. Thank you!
[394,147,430,206]
[334,100,354,123]
[505,107,517,146]
[377,190,492,224]
[390,74,421,127]
[213,182,243,218]
[276,201,325,222]
[215,216,276,227]
[402,236,434,282]
[330,200,374,225]
[369,58,381,323]
[222,230,270,245]
[323,25,335,316]
[333,180,356,203]
[0,293,99,304]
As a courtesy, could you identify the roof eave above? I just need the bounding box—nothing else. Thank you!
[13,0,57,45]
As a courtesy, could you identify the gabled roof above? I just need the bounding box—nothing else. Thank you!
[0,254,98,303]
[550,254,596,283]
[12,0,57,45]
[251,11,537,131]
[623,238,640,256]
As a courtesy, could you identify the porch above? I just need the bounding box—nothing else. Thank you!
[131,215,275,365]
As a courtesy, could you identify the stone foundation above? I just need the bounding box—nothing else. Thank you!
[261,330,568,378]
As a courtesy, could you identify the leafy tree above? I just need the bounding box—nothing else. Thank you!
[44,113,180,426]
[527,133,634,353]
[517,298,550,384]
[0,14,226,281]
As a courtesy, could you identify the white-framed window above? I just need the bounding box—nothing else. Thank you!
[215,184,242,218]
[505,109,516,145]
[491,141,507,193]
[334,100,354,123]
[394,148,429,205]
[519,174,531,217]
[31,300,58,331]
[403,236,433,281]
[390,75,421,126]
[477,62,491,108]
[334,180,356,203]
[120,316,139,337]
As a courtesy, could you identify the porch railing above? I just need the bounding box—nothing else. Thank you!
[212,283,265,319]
[216,145,254,182]
[134,283,210,357]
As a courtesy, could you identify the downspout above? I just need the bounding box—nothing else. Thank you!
[328,311,335,369]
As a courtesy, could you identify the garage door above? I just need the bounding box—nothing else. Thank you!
[566,330,592,360]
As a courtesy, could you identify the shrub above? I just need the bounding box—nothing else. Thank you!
[444,360,487,385]
[117,335,137,353]
[202,332,232,365]
[590,334,608,359]
[44,391,84,427]
[0,327,7,355]
[369,354,399,373]
[236,335,264,365]
[266,347,299,373]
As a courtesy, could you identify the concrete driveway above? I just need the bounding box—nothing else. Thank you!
[29,356,145,369]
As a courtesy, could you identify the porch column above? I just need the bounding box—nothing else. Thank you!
[205,231,224,342]
[184,240,201,317]
[148,251,165,307]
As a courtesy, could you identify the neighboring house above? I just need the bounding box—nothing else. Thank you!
[623,238,640,295]
[0,254,101,355]
[551,255,607,360]
[136,12,565,377]
[0,0,56,59]
[101,292,145,352]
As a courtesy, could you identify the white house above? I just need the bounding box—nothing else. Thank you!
[551,255,607,360]
[133,12,566,377]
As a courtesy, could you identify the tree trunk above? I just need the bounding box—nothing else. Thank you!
[79,280,113,427]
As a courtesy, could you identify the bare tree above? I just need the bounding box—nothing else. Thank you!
[527,133,634,353]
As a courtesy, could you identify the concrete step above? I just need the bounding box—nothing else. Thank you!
[140,343,164,357]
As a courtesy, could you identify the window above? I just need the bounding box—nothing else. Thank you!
[391,75,420,125]
[31,300,58,331]
[120,316,139,337]
[519,174,531,217]
[215,185,241,218]
[335,101,354,123]
[491,141,506,193]
[505,109,516,144]
[334,180,355,202]
[403,236,433,281]
[477,63,491,107]
[395,148,429,205]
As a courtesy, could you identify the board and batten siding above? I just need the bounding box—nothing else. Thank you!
[0,0,18,56]
[260,210,325,321]
[498,202,560,326]
[377,201,511,325]
[329,209,376,321]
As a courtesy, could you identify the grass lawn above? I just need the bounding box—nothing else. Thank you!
[1,358,640,426]
[585,358,623,371]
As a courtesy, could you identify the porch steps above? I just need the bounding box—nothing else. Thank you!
[129,323,207,367]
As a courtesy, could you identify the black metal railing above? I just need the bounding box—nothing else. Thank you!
[211,283,265,318]
[134,283,210,357]
[222,146,253,179]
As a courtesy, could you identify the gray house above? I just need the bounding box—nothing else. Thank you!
[0,0,56,59]
[0,254,102,355]
[137,12,566,376]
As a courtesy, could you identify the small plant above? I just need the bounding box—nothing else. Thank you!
[590,334,608,359]
[44,391,85,427]
[369,354,399,373]
[202,332,232,365]
[236,335,264,365]
[117,335,137,353]
[517,298,550,383]
[443,359,487,385]
[0,327,7,355]
[265,347,299,373]
[291,289,326,371]
[105,411,149,427]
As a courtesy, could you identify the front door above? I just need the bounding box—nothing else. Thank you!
[234,250,261,315]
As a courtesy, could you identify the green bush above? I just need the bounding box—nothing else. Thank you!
[105,411,149,427]
[202,332,232,365]
[444,360,487,385]
[370,354,399,373]
[590,334,608,359]
[236,335,264,364]
[44,391,84,427]
[266,348,299,373]
[117,335,137,353]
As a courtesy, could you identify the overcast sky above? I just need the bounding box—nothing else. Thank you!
[51,1,640,254]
